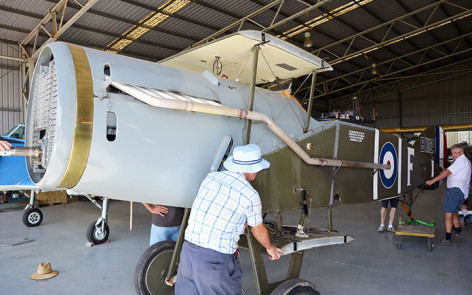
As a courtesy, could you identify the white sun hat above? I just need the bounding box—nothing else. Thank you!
[223,144,270,173]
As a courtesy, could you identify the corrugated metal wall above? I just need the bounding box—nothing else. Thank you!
[361,60,472,130]
[0,43,23,135]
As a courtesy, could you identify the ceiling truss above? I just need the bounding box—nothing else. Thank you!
[0,0,469,120]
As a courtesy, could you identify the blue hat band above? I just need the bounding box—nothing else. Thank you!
[232,158,262,165]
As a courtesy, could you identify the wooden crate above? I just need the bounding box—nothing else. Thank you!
[37,190,68,206]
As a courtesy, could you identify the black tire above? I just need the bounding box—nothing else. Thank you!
[395,236,402,249]
[86,221,110,244]
[134,241,177,295]
[271,278,320,295]
[22,208,43,227]
[427,238,433,251]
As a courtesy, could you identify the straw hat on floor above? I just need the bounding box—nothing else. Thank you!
[30,263,59,280]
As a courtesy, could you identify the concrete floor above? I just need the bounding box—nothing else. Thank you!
[1,184,471,295]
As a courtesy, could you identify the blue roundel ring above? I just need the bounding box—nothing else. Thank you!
[379,142,397,189]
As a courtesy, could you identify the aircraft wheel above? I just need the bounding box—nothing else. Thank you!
[426,238,433,251]
[22,208,43,227]
[86,220,109,244]
[271,278,320,295]
[134,241,176,295]
[395,236,402,249]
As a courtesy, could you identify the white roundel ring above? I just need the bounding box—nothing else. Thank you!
[379,142,397,189]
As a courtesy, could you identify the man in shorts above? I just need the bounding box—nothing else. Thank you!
[426,144,471,245]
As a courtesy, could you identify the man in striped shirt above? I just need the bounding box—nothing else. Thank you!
[176,144,283,295]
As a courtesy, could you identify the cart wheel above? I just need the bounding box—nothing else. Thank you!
[22,208,43,227]
[395,235,402,249]
[426,238,433,251]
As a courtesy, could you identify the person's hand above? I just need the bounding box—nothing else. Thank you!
[425,179,434,186]
[0,140,12,152]
[266,246,283,260]
[151,205,169,217]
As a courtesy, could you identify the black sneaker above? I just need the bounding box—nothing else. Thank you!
[441,238,452,246]
[455,233,464,243]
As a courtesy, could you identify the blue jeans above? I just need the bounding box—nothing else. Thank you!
[175,241,242,295]
[150,224,180,246]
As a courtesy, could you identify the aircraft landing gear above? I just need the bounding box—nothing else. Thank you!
[22,207,43,227]
[85,197,110,244]
[134,241,176,295]
[86,219,110,244]
[22,191,43,227]
[134,209,190,295]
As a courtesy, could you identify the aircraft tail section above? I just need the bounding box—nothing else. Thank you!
[412,126,447,189]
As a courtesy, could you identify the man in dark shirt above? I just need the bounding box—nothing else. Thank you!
[143,203,185,245]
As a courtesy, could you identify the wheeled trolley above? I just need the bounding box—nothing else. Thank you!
[395,222,435,251]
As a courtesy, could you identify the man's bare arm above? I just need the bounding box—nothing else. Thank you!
[142,203,168,217]
[250,223,283,260]
[426,169,451,186]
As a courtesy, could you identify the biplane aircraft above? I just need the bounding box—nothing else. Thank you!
[2,30,447,294]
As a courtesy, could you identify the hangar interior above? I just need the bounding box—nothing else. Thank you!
[0,1,471,295]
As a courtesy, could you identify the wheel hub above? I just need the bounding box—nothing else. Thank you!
[29,213,40,224]
[94,226,106,239]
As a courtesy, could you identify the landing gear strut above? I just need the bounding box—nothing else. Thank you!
[22,191,43,227]
[85,197,110,244]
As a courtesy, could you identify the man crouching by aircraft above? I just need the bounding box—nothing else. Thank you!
[176,144,283,295]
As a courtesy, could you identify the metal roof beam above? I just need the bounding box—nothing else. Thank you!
[312,0,469,64]
[20,0,98,60]
[191,0,286,47]
[1,4,182,55]
[72,24,181,52]
[191,0,338,49]
[327,47,472,108]
[262,0,336,32]
[119,0,220,31]
[307,33,472,100]
[434,0,472,49]
[251,0,373,73]
[352,0,440,70]
[332,58,472,110]
[42,0,201,42]
[395,0,456,59]
[307,4,405,79]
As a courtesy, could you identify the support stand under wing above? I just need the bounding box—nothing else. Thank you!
[240,226,353,294]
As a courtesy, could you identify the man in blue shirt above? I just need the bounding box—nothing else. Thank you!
[176,144,283,294]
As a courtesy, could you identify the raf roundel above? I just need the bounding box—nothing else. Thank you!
[379,142,397,189]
